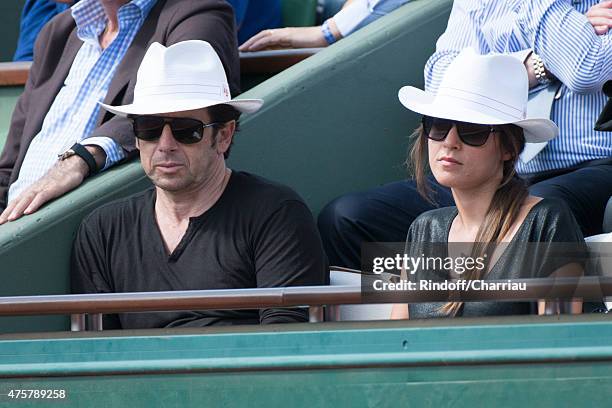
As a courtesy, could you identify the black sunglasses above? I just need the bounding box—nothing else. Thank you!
[422,116,499,147]
[130,115,220,144]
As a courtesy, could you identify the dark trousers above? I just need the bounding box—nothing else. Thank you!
[318,162,612,269]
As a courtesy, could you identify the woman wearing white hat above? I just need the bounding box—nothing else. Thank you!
[391,49,586,319]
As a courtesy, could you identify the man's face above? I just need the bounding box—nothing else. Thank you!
[136,108,234,193]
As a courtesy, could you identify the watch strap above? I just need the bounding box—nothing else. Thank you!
[532,53,551,86]
[69,143,98,177]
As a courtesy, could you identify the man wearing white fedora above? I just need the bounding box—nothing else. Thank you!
[71,40,329,329]
[0,0,239,224]
[319,0,612,270]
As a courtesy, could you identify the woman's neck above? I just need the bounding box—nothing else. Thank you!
[450,182,498,237]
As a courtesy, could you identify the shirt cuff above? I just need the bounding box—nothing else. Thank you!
[334,0,374,37]
[81,136,126,171]
[510,49,549,95]
[511,49,532,64]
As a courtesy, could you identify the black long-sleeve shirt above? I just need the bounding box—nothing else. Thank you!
[71,171,329,329]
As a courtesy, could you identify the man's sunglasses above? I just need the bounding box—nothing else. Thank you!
[130,115,220,144]
[422,116,499,147]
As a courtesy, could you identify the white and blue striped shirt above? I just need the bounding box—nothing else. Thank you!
[424,0,611,174]
[8,0,157,202]
[333,0,411,37]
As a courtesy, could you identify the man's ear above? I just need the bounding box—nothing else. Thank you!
[216,121,236,154]
[135,138,140,149]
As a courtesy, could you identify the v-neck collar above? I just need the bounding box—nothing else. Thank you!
[148,171,236,261]
[444,199,547,277]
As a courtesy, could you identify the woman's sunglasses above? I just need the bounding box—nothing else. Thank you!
[422,116,499,147]
[130,115,220,144]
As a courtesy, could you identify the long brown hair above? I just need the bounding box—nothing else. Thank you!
[409,123,527,316]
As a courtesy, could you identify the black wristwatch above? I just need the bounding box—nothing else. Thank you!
[58,143,99,177]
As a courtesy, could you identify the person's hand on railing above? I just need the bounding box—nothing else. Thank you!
[239,27,330,52]
[0,146,105,224]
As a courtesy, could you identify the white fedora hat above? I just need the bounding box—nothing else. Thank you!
[398,48,558,143]
[100,40,263,116]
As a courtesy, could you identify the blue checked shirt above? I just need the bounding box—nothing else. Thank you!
[424,0,611,175]
[8,0,157,202]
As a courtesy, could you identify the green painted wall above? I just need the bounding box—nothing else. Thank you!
[1,317,612,406]
[0,87,23,148]
[0,1,25,62]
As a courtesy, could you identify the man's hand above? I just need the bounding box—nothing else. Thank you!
[0,146,104,224]
[239,26,328,52]
[586,0,612,35]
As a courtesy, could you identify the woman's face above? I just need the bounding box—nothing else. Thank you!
[428,124,511,191]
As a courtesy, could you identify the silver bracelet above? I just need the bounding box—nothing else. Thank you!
[532,53,551,86]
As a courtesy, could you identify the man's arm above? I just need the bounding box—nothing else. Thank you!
[425,1,548,93]
[0,145,105,224]
[254,200,329,324]
[0,8,48,211]
[424,0,484,93]
[520,0,612,94]
[0,88,31,213]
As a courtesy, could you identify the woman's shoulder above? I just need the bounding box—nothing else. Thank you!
[413,206,458,224]
[407,206,457,241]
[521,197,583,242]
[526,197,575,224]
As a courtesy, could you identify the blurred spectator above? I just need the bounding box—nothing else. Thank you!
[230,0,282,46]
[239,0,410,52]
[13,0,280,62]
[14,0,74,62]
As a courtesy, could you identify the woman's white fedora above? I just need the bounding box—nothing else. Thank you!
[100,40,263,116]
[398,48,558,143]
